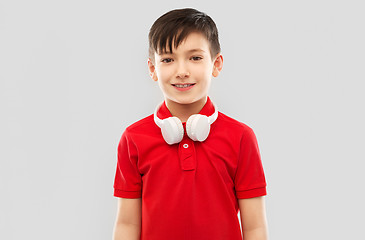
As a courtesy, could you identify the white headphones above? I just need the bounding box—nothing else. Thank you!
[153,100,219,145]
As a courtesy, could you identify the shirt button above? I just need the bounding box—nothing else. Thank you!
[183,143,189,148]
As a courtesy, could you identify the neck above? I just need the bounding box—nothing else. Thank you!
[165,96,208,123]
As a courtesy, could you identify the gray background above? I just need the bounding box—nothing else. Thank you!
[1,0,364,239]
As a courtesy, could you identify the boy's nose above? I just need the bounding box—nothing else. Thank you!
[176,63,190,78]
[177,71,190,78]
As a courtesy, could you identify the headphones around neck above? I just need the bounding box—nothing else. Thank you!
[153,100,219,145]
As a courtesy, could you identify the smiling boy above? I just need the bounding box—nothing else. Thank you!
[113,8,268,240]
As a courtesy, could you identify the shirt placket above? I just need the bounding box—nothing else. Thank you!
[178,123,196,171]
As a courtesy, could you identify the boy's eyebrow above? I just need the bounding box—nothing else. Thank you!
[186,48,205,53]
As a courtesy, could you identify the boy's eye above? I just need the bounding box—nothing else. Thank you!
[191,56,202,61]
[161,58,173,63]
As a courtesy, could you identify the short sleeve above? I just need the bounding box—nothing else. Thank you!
[234,127,267,199]
[113,129,142,198]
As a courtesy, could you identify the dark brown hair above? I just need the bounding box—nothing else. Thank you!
[148,8,221,64]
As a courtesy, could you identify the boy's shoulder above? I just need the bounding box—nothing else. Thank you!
[216,111,257,138]
[124,113,155,133]
[217,111,253,129]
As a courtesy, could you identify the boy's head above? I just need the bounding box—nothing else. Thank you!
[147,8,223,109]
[148,8,221,65]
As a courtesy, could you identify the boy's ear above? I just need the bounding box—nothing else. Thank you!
[147,58,158,81]
[212,54,223,77]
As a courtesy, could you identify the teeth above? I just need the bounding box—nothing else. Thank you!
[175,84,193,88]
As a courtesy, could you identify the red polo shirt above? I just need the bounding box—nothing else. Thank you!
[113,96,267,240]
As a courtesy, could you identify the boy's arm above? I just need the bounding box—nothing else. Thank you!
[113,197,142,240]
[239,196,268,240]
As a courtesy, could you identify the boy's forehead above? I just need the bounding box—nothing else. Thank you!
[156,32,210,55]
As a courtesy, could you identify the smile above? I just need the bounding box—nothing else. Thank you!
[172,83,196,91]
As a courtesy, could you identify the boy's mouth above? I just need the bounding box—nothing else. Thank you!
[172,83,196,88]
[172,83,196,91]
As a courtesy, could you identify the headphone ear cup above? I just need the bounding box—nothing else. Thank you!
[186,114,197,141]
[186,114,210,142]
[161,116,184,145]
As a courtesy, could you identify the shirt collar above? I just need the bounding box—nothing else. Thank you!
[157,96,215,121]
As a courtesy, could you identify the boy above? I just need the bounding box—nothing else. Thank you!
[113,8,268,240]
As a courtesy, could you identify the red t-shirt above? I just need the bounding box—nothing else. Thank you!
[113,96,267,240]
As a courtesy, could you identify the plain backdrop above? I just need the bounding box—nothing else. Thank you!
[1,0,364,239]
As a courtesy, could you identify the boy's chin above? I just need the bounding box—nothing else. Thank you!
[165,96,207,105]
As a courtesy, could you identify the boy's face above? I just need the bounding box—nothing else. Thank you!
[148,31,223,106]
